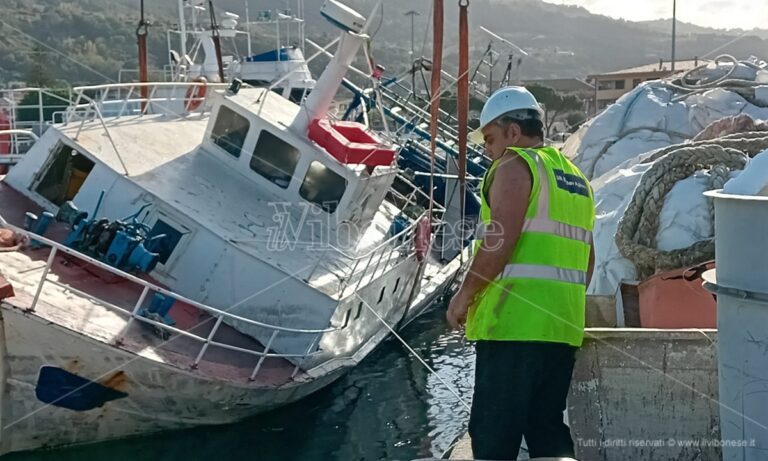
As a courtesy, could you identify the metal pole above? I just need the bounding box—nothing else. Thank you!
[299,0,305,52]
[137,0,150,112]
[207,0,225,82]
[245,0,252,56]
[30,247,57,312]
[178,0,188,58]
[276,13,281,61]
[405,10,420,98]
[593,77,598,116]
[671,0,677,72]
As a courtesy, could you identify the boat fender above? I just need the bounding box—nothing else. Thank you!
[415,216,431,262]
[184,77,208,112]
[0,229,25,252]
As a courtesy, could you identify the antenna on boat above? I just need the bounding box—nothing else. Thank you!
[207,0,226,82]
[479,26,528,92]
[136,0,150,109]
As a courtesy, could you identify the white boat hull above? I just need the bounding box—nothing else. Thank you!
[0,251,461,455]
[0,304,341,454]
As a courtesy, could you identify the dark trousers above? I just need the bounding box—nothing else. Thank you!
[469,340,577,460]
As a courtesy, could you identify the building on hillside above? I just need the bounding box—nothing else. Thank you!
[587,58,707,113]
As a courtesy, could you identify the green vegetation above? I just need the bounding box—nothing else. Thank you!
[526,83,583,137]
[1,0,766,87]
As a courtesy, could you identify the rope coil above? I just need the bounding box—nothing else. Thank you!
[616,135,768,279]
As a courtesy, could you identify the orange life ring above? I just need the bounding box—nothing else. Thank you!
[184,78,208,112]
[415,216,431,262]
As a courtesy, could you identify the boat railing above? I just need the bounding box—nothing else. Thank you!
[0,219,340,381]
[0,130,39,164]
[117,67,176,84]
[0,87,74,157]
[60,82,227,175]
[303,173,448,297]
[66,81,228,125]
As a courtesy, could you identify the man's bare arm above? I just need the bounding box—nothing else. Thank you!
[459,154,532,300]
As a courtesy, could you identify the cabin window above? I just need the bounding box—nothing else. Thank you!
[289,88,310,103]
[250,131,301,189]
[299,161,347,213]
[35,143,95,206]
[211,105,249,158]
[147,219,185,265]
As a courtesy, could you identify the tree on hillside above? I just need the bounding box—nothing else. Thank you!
[25,45,55,87]
[525,83,584,137]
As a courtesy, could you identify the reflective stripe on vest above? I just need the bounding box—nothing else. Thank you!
[522,218,592,244]
[499,263,587,285]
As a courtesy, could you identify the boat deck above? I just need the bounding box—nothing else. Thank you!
[0,183,300,386]
[59,113,408,299]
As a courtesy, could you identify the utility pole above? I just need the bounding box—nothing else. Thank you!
[671,0,677,72]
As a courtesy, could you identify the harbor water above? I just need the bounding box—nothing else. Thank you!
[6,302,474,461]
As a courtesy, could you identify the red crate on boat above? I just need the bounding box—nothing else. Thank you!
[308,118,396,167]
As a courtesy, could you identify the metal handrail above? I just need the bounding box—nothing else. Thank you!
[0,129,38,140]
[0,220,341,379]
[65,81,229,124]
[72,81,227,92]
[1,222,337,336]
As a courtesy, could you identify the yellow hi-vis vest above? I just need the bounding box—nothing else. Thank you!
[466,146,595,347]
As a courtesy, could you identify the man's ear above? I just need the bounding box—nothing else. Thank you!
[505,122,521,143]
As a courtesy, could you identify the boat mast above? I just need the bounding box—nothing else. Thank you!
[178,0,188,59]
[458,0,469,263]
[207,0,226,82]
[137,0,149,109]
[429,0,444,226]
[244,0,252,56]
[299,0,305,51]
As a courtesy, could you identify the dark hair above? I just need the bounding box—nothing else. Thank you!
[496,110,544,139]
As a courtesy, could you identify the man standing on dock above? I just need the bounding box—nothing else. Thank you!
[447,86,595,460]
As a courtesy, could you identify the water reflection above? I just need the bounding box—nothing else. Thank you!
[7,304,475,461]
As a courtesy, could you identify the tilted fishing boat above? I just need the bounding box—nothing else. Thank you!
[0,1,468,454]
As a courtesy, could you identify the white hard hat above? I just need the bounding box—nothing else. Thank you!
[469,86,543,144]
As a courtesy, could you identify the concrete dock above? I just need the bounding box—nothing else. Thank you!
[416,327,718,461]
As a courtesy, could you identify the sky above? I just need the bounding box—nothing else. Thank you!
[543,0,768,30]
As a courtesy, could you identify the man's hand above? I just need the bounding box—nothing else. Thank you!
[446,289,475,329]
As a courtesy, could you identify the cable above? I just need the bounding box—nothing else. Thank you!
[371,1,384,38]
[356,293,472,412]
